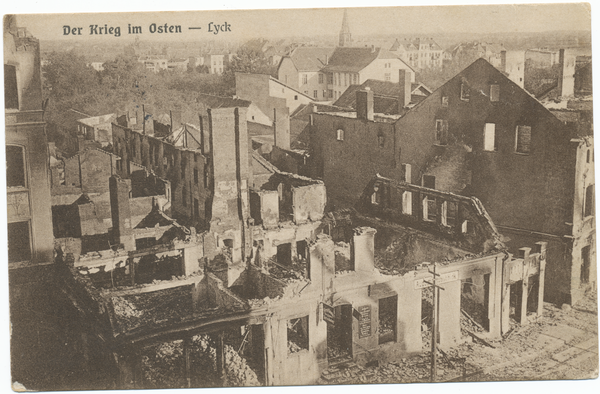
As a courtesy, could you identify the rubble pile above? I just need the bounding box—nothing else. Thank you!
[319,351,469,385]
[268,256,308,281]
[141,340,186,388]
[326,324,351,361]
[460,295,487,335]
[140,334,260,388]
[111,285,193,334]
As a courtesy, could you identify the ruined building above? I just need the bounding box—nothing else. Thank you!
[310,58,595,305]
[59,167,546,387]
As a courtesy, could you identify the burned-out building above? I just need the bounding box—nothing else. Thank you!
[310,58,594,305]
[58,170,546,388]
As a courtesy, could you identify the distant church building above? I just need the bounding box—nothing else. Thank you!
[338,9,352,47]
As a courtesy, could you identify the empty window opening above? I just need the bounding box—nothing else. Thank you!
[6,145,26,188]
[435,119,448,145]
[327,305,353,362]
[277,243,292,267]
[379,296,397,344]
[402,191,413,215]
[526,276,540,316]
[483,123,496,151]
[460,83,470,101]
[461,220,469,234]
[587,149,591,163]
[490,84,500,102]
[515,126,531,154]
[194,169,199,184]
[8,221,31,263]
[288,316,309,354]
[334,241,353,273]
[378,133,385,148]
[336,129,344,141]
[446,201,457,227]
[584,184,594,217]
[58,166,66,185]
[421,287,433,343]
[461,274,490,332]
[5,64,18,109]
[441,96,449,107]
[422,175,436,189]
[509,281,523,324]
[296,240,307,260]
[422,195,436,222]
[371,184,382,205]
[581,245,591,284]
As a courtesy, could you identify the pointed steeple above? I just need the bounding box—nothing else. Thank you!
[339,9,352,47]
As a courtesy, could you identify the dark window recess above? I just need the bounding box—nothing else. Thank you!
[581,245,591,284]
[584,184,594,217]
[422,175,436,189]
[288,316,309,353]
[460,83,470,101]
[4,64,18,109]
[8,221,31,263]
[378,296,397,344]
[378,134,385,148]
[515,126,531,154]
[490,84,500,102]
[6,145,26,188]
[435,119,448,145]
[194,169,199,184]
[182,186,188,207]
[277,243,292,266]
[446,201,457,227]
[427,197,436,221]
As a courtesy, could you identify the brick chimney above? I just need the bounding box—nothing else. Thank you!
[356,88,374,121]
[109,175,135,251]
[398,69,412,112]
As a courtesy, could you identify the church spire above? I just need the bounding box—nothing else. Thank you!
[339,9,352,47]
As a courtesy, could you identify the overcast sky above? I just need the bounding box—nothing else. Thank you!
[10,2,592,43]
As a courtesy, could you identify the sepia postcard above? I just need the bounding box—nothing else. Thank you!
[2,1,598,393]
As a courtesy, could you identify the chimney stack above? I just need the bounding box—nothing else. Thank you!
[109,175,135,251]
[398,69,412,113]
[356,88,374,121]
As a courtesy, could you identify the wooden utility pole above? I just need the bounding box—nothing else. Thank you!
[424,262,445,383]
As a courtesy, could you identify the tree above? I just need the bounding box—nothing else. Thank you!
[221,45,277,94]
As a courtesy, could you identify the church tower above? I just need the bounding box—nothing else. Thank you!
[338,9,352,47]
